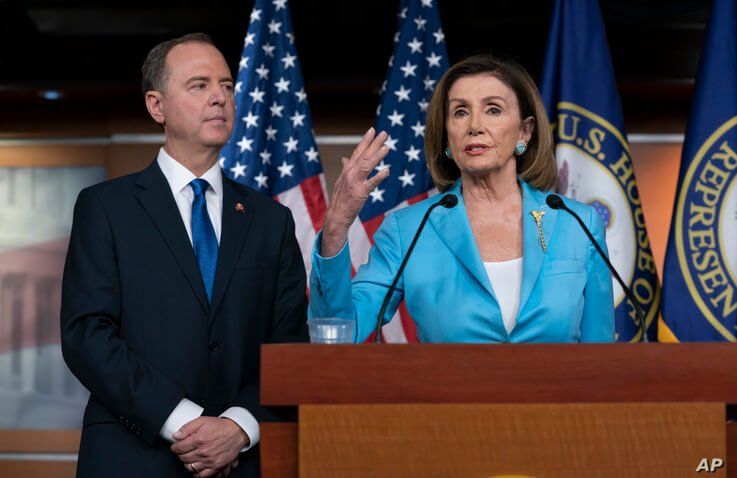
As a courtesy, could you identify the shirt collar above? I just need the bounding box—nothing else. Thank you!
[156,147,223,198]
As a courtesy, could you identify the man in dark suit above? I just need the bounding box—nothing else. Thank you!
[61,33,308,477]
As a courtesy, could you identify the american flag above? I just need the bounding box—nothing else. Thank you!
[219,0,328,277]
[350,0,449,342]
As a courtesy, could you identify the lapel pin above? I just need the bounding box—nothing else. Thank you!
[235,202,245,213]
[530,210,547,253]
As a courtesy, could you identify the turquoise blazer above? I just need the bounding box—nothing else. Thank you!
[309,178,614,343]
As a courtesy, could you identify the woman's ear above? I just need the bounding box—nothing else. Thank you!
[520,116,535,143]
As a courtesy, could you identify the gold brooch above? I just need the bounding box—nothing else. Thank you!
[530,210,547,253]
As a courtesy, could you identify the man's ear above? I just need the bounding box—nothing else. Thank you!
[145,91,166,125]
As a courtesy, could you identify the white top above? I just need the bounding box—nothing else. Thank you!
[155,148,259,451]
[483,257,523,335]
[156,148,223,245]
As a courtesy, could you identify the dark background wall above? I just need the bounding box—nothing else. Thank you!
[0,0,709,136]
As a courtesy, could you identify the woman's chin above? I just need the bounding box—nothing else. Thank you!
[460,164,508,178]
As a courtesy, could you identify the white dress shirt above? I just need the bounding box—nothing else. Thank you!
[483,257,523,334]
[156,148,260,451]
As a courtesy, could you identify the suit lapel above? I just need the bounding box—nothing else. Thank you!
[135,161,210,315]
[208,178,254,321]
[429,182,496,299]
[519,180,558,313]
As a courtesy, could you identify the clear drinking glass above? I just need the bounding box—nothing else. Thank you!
[308,318,355,344]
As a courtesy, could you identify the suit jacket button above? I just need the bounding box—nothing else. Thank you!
[208,341,219,352]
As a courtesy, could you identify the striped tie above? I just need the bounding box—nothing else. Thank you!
[190,178,218,302]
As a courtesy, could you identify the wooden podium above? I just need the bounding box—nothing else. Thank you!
[259,343,737,477]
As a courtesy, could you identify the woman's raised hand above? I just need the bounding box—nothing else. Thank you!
[320,127,391,257]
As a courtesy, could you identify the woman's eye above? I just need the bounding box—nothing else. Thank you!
[453,109,467,117]
[487,106,502,115]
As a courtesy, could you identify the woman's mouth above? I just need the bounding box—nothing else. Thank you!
[465,144,490,155]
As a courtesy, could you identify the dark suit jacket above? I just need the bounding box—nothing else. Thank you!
[61,160,308,477]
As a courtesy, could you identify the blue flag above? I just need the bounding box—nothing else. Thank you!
[540,0,660,342]
[661,0,737,342]
[219,0,328,274]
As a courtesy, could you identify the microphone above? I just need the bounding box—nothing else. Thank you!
[546,194,648,342]
[374,194,458,343]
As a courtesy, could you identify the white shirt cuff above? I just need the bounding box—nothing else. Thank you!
[220,406,260,452]
[159,398,204,443]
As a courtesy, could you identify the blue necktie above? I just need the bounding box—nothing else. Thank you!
[190,179,218,302]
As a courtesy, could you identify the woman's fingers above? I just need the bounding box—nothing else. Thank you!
[356,145,390,180]
[366,166,391,190]
[329,127,393,229]
[361,131,388,165]
[349,127,376,162]
[371,144,391,168]
[350,129,388,175]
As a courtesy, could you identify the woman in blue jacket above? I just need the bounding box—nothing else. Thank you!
[310,54,614,343]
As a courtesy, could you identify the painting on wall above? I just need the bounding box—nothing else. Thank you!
[0,166,105,429]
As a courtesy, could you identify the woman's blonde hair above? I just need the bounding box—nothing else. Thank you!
[424,54,557,191]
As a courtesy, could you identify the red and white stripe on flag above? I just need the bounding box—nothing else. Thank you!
[275,173,328,280]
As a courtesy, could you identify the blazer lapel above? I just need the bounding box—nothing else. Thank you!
[135,161,210,315]
[429,182,496,299]
[519,180,558,313]
[208,178,254,321]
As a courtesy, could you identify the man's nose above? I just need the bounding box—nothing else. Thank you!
[210,85,227,106]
